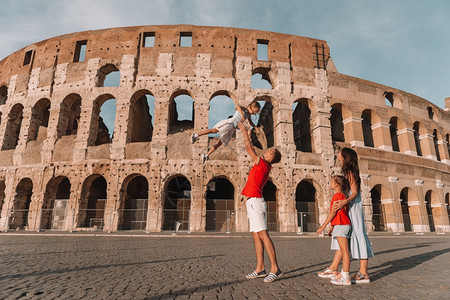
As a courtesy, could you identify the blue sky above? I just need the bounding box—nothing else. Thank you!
[0,0,448,116]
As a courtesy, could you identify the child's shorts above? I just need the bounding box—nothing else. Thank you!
[332,225,351,238]
[330,225,351,250]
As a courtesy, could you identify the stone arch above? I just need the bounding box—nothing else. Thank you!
[118,174,149,230]
[40,176,71,230]
[361,109,374,147]
[384,91,402,109]
[295,179,318,232]
[208,92,236,137]
[446,192,450,216]
[97,64,120,87]
[263,180,278,231]
[425,189,439,232]
[251,67,272,89]
[0,85,7,105]
[389,116,400,152]
[28,98,51,142]
[253,96,279,149]
[432,129,440,161]
[446,134,450,159]
[58,93,82,137]
[0,180,5,217]
[162,175,191,231]
[78,175,107,229]
[128,90,155,143]
[400,187,420,232]
[2,103,24,150]
[370,184,391,231]
[330,103,345,143]
[413,121,422,156]
[427,106,438,122]
[10,178,33,230]
[205,176,235,232]
[92,94,117,146]
[168,90,195,134]
[292,98,312,152]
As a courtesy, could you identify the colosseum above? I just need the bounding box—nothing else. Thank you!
[0,25,448,234]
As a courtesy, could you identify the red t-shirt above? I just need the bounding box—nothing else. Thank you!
[241,158,271,198]
[330,192,351,226]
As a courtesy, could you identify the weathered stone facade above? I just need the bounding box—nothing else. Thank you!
[0,25,448,233]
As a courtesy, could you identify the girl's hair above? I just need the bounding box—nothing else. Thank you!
[340,147,361,190]
[332,175,350,194]
[249,101,261,111]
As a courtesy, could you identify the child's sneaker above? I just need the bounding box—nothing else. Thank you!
[201,153,209,164]
[190,133,199,144]
[317,268,337,278]
[331,273,351,286]
[350,272,370,284]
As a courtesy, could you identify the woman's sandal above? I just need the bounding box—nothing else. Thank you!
[350,272,370,283]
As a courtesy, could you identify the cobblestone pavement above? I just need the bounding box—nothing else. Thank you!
[0,233,449,299]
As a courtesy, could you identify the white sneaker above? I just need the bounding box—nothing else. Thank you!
[201,153,208,164]
[190,133,198,144]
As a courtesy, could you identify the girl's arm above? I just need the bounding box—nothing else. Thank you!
[317,209,337,234]
[332,172,358,211]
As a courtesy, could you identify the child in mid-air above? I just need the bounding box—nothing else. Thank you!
[317,175,352,286]
[191,101,260,163]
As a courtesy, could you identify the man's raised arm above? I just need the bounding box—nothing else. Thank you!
[237,122,260,163]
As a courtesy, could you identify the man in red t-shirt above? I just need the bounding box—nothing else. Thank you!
[237,122,282,283]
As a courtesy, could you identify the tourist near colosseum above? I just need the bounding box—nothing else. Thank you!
[0,25,448,234]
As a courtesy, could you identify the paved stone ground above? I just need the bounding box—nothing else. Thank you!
[0,233,449,299]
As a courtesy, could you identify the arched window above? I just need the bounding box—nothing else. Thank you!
[2,104,24,150]
[433,129,440,161]
[263,181,278,231]
[295,180,318,232]
[0,85,7,105]
[425,190,436,232]
[163,176,191,231]
[0,180,5,218]
[92,95,117,146]
[252,98,274,148]
[28,98,50,142]
[128,91,155,143]
[427,107,434,120]
[330,104,345,143]
[361,109,374,147]
[389,117,399,152]
[413,122,422,156]
[205,177,235,232]
[384,92,394,107]
[97,64,120,87]
[119,175,149,230]
[41,177,71,230]
[79,175,107,229]
[400,188,412,232]
[10,178,33,230]
[292,99,312,152]
[208,93,235,137]
[251,68,272,89]
[168,92,194,134]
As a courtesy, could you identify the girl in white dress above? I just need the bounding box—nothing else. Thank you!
[191,101,260,163]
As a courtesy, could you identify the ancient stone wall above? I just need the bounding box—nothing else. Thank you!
[0,25,448,233]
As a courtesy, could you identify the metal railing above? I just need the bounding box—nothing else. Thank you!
[0,208,446,234]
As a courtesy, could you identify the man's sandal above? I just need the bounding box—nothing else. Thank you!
[245,270,267,279]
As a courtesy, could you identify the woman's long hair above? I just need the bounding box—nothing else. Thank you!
[340,147,361,190]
